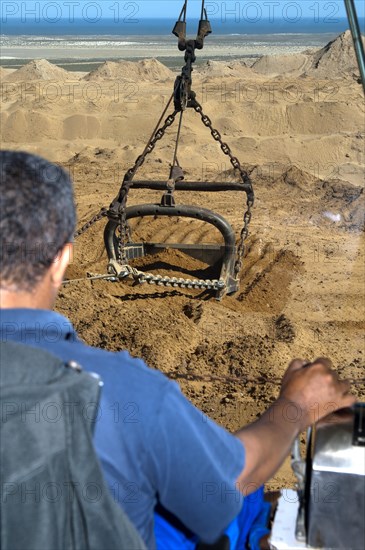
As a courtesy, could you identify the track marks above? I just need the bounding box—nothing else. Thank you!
[236,245,304,314]
[130,216,222,245]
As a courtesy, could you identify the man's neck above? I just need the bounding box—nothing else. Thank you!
[0,281,54,310]
[0,292,47,310]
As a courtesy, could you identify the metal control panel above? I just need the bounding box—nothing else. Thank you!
[308,404,365,549]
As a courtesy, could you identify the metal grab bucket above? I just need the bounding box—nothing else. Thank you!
[104,203,239,299]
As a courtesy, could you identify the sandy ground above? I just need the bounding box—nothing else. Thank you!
[1,31,364,489]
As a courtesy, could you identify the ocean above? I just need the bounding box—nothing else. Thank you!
[1,17,362,72]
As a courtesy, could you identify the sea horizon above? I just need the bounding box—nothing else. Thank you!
[2,16,360,35]
[1,17,363,72]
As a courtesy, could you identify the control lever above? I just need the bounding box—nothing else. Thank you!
[291,431,311,542]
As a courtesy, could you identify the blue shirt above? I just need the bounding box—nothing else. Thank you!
[0,309,245,548]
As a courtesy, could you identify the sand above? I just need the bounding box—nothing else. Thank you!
[1,30,364,489]
[308,29,365,78]
[4,59,70,82]
[83,58,173,82]
[251,29,365,79]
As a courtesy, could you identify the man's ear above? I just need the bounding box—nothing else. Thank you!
[50,243,73,288]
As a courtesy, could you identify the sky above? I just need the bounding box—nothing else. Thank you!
[2,1,365,21]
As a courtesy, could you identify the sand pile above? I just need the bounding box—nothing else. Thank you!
[279,165,319,193]
[84,58,173,82]
[0,67,9,81]
[251,53,311,77]
[307,30,365,78]
[271,165,364,231]
[195,59,254,78]
[6,59,70,82]
[250,31,364,79]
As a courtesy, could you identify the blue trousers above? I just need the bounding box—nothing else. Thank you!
[155,486,270,549]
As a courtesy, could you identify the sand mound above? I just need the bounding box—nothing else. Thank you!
[84,58,173,82]
[6,59,70,82]
[251,31,365,79]
[280,165,319,193]
[195,59,254,78]
[0,67,9,82]
[321,178,364,230]
[1,109,62,142]
[251,53,311,77]
[63,114,101,140]
[307,30,365,78]
[273,166,364,231]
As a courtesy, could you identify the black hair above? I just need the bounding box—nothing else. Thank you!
[0,151,76,291]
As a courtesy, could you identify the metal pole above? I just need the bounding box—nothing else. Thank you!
[344,0,365,95]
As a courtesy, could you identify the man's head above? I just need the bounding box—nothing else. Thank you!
[0,151,76,307]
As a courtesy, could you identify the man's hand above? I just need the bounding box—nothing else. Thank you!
[279,357,356,431]
[235,357,356,494]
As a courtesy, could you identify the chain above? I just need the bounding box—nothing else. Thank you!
[169,371,281,387]
[191,97,254,277]
[167,371,365,388]
[112,108,179,263]
[74,7,252,287]
[74,207,108,239]
[113,95,254,279]
[124,110,179,183]
[108,261,225,291]
[64,261,225,292]
[63,273,119,285]
[235,199,254,275]
[134,271,225,291]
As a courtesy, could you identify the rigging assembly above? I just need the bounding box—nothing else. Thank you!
[74,1,254,300]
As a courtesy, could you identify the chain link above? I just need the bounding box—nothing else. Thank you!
[123,111,178,185]
[113,110,179,263]
[74,207,108,239]
[107,261,225,291]
[235,199,254,274]
[191,97,254,277]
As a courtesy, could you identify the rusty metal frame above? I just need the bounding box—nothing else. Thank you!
[104,200,241,297]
